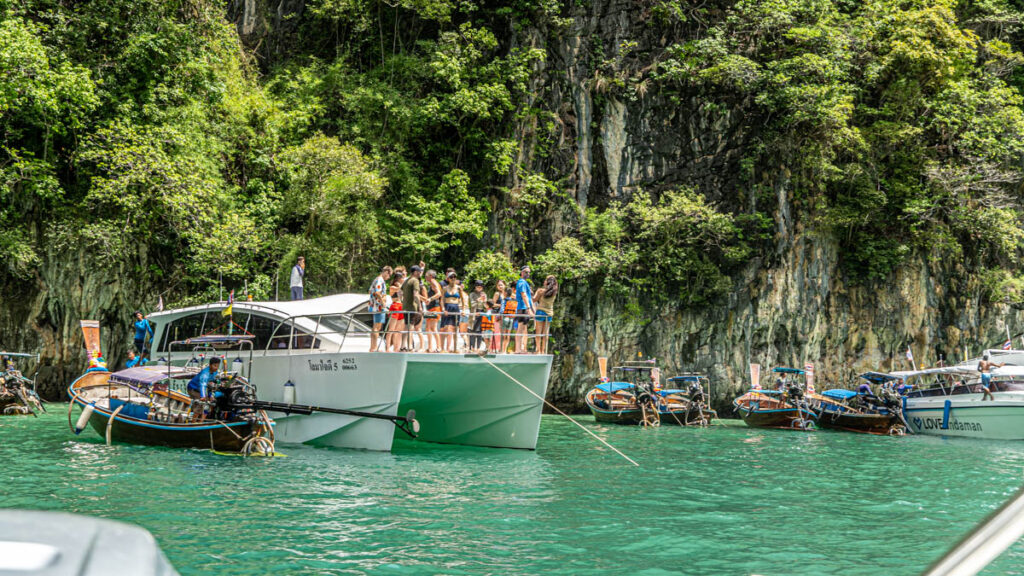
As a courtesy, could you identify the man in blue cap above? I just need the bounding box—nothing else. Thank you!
[187,357,221,419]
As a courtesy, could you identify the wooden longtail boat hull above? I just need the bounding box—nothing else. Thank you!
[81,403,255,451]
[815,409,900,435]
[69,370,259,451]
[733,392,816,430]
[588,404,718,426]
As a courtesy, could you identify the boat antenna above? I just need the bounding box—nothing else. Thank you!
[474,354,639,467]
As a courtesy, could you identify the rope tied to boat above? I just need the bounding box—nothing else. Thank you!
[474,353,640,467]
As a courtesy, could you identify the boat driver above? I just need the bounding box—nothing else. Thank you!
[978,353,1005,401]
[187,357,221,419]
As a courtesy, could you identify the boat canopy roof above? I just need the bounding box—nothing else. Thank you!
[148,293,369,321]
[667,374,706,382]
[596,382,635,393]
[859,371,900,383]
[772,367,805,375]
[822,389,858,400]
[0,352,37,359]
[179,335,254,344]
[612,366,655,373]
[108,366,198,388]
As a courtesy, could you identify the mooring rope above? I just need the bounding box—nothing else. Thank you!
[475,354,639,467]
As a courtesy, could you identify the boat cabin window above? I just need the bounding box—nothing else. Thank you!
[157,311,319,351]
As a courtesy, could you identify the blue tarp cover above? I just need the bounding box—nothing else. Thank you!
[859,371,899,383]
[772,367,805,375]
[658,389,687,397]
[596,382,634,393]
[822,389,858,400]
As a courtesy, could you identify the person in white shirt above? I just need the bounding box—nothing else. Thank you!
[290,256,305,300]
[369,265,392,351]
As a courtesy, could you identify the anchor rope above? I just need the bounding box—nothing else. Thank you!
[475,354,639,467]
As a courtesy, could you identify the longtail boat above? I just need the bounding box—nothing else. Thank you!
[68,321,275,454]
[733,367,816,430]
[585,360,717,426]
[68,321,419,454]
[0,352,44,416]
[811,373,907,436]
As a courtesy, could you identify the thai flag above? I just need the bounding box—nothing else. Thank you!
[1003,339,1013,351]
[905,347,913,362]
[804,363,815,393]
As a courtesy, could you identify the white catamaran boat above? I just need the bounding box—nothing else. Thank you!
[146,295,553,452]
[893,349,1024,440]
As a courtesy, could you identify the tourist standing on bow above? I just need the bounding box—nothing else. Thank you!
[440,272,463,353]
[402,266,424,352]
[515,267,535,353]
[469,280,488,350]
[132,311,153,355]
[368,266,392,351]
[533,275,557,354]
[424,270,443,353]
[387,270,406,352]
[491,280,507,352]
[290,256,305,300]
[979,353,1005,401]
[501,286,516,354]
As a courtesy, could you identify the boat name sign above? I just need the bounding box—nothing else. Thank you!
[910,417,983,432]
[307,358,358,372]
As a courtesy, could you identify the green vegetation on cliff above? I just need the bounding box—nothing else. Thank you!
[2,0,1024,311]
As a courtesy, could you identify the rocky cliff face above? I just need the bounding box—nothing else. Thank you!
[522,0,1024,412]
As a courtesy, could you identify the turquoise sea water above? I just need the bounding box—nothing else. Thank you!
[2,411,1024,575]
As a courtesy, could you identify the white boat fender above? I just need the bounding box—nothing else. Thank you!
[74,404,95,435]
[283,380,296,404]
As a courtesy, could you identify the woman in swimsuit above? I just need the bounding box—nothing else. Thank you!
[423,270,443,353]
[491,280,506,353]
[440,272,463,353]
[387,271,405,352]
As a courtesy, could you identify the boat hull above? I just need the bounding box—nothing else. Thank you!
[396,353,552,449]
[84,405,255,451]
[249,352,405,451]
[903,392,1024,439]
[816,410,900,435]
[734,392,815,430]
[588,403,717,426]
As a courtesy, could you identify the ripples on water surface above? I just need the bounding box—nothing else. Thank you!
[2,413,1024,575]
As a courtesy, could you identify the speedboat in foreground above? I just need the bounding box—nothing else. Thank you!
[0,509,177,575]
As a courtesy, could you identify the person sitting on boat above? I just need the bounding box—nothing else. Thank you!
[978,353,1005,401]
[775,375,788,391]
[125,350,143,369]
[187,357,221,419]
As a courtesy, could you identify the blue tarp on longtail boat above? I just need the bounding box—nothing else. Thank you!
[595,382,635,393]
[822,389,858,400]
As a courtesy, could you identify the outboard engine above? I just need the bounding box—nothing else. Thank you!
[785,381,805,402]
[688,382,706,405]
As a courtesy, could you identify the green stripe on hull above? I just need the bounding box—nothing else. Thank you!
[396,355,552,450]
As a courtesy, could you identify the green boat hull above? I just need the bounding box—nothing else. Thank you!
[396,354,553,450]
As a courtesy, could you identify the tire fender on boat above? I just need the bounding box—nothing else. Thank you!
[74,404,94,435]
